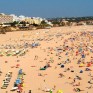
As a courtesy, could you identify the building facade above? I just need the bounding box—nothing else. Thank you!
[0,14,13,24]
[25,17,42,25]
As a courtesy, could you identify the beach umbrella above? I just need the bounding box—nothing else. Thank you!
[17,64,20,66]
[75,88,81,92]
[19,69,22,74]
[16,50,20,54]
[16,64,20,68]
[40,67,46,70]
[57,89,63,93]
[80,70,83,73]
[16,79,21,85]
[50,90,52,93]
[17,84,23,92]
[87,63,91,67]
[85,68,91,71]
[79,63,84,67]
[82,54,85,58]
[28,90,31,93]
[61,65,64,68]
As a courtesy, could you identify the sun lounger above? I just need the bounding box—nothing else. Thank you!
[1,86,7,89]
[3,83,9,86]
[5,76,11,79]
[1,84,8,88]
[10,87,18,91]
[1,71,12,89]
[4,80,9,83]
[3,81,9,83]
[44,88,53,92]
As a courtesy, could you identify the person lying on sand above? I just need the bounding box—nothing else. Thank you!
[86,85,93,89]
[73,88,84,92]
[73,82,80,86]
[42,87,52,92]
[88,72,93,77]
[88,79,93,84]
[59,73,64,78]
[52,85,56,90]
[0,68,2,74]
[76,76,82,80]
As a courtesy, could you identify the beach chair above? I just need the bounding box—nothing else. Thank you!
[10,87,18,91]
[3,83,9,86]
[1,86,7,89]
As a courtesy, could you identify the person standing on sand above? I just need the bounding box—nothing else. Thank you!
[28,90,31,93]
[59,73,64,78]
[53,85,56,90]
[73,78,76,83]
[34,55,38,60]
[44,79,46,82]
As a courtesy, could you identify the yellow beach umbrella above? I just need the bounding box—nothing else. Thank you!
[79,63,84,67]
[57,89,63,93]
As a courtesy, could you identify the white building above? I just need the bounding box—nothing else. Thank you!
[0,13,13,24]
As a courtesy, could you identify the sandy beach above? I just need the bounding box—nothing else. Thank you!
[0,25,93,93]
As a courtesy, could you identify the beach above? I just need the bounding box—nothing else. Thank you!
[0,25,93,93]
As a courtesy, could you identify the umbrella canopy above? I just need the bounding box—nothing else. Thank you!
[79,63,84,67]
[57,89,63,93]
[16,64,20,67]
[16,79,21,84]
[18,69,22,74]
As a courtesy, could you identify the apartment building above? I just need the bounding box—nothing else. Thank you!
[25,17,42,25]
[0,14,13,24]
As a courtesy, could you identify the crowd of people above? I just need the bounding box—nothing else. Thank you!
[0,26,93,93]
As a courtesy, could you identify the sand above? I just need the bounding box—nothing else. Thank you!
[0,25,93,93]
